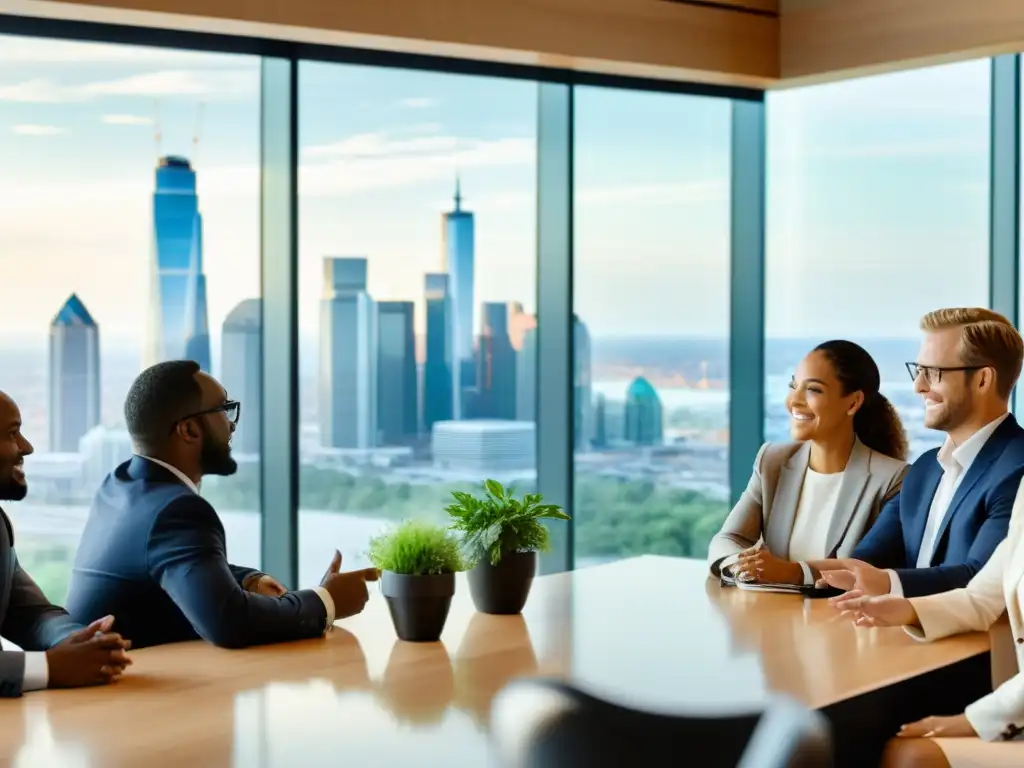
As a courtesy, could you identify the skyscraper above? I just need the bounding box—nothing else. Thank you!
[49,294,100,453]
[442,178,475,414]
[574,316,594,450]
[624,376,664,446]
[147,155,211,372]
[377,301,418,445]
[424,273,456,431]
[514,317,591,448]
[516,327,536,422]
[221,298,261,455]
[319,257,377,449]
[476,302,517,420]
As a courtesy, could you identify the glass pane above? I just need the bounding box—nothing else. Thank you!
[765,61,991,460]
[572,87,732,567]
[297,63,537,586]
[0,35,262,603]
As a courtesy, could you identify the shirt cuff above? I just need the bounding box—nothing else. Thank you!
[22,652,49,692]
[887,569,904,597]
[313,586,335,631]
[798,561,813,586]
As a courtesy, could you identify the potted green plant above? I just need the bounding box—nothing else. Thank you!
[446,480,570,615]
[369,519,466,642]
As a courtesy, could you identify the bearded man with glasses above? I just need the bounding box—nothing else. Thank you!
[65,360,377,649]
[785,308,1024,600]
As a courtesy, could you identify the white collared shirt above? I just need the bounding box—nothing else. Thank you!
[136,455,335,628]
[888,413,1010,596]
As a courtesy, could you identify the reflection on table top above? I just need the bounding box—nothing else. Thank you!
[0,556,990,767]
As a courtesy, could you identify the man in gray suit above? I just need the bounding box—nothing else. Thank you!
[0,390,132,697]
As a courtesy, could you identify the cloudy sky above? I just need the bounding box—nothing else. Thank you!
[0,34,993,345]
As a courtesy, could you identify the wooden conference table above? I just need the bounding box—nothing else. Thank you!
[0,556,993,767]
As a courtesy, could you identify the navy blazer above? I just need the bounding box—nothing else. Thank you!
[0,508,79,697]
[853,415,1024,597]
[65,456,327,649]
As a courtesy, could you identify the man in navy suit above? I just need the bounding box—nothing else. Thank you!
[65,360,378,649]
[817,308,1024,599]
[0,391,131,696]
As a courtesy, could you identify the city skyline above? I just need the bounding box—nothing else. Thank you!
[0,37,994,343]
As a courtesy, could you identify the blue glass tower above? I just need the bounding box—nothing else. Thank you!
[377,301,418,445]
[624,376,664,446]
[221,299,262,455]
[49,294,100,453]
[319,257,377,449]
[476,302,517,420]
[424,273,455,432]
[442,177,474,416]
[148,155,210,372]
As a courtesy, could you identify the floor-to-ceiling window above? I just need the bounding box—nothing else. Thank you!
[0,34,262,601]
[764,60,991,461]
[572,87,733,567]
[296,62,537,586]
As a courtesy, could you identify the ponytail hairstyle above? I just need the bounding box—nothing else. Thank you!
[812,340,909,462]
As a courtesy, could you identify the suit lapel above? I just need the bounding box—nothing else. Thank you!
[823,439,872,557]
[0,507,12,629]
[929,420,1014,562]
[764,443,810,559]
[908,463,943,566]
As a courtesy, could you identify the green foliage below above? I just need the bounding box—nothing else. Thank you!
[446,479,570,566]
[368,519,466,576]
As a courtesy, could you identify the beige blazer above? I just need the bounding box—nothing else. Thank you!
[707,439,908,575]
[908,480,1024,742]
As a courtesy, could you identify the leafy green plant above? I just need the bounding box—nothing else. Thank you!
[446,480,571,566]
[368,519,466,576]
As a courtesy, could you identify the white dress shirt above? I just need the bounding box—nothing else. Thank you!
[888,413,1009,597]
[790,469,845,585]
[139,456,335,628]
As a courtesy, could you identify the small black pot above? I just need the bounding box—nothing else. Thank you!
[468,550,537,615]
[381,571,455,642]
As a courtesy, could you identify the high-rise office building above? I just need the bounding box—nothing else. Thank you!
[476,302,517,420]
[516,327,536,422]
[442,178,475,413]
[146,155,211,372]
[513,317,591,448]
[319,257,377,449]
[593,393,608,448]
[574,316,594,451]
[49,294,100,453]
[624,376,664,446]
[424,273,456,431]
[221,298,261,455]
[377,301,418,445]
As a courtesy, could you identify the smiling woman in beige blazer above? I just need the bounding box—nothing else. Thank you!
[708,340,909,585]
[840,481,1024,767]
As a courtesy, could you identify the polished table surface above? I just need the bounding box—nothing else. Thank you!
[0,556,990,766]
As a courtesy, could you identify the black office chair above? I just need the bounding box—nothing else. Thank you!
[489,678,832,768]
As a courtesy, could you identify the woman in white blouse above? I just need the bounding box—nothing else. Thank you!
[837,480,1024,767]
[708,340,909,585]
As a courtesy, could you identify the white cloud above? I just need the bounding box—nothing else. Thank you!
[298,131,534,196]
[102,114,154,126]
[0,78,67,103]
[11,124,66,136]
[401,97,434,109]
[0,69,256,103]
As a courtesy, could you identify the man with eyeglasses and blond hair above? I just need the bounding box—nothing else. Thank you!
[797,308,1024,600]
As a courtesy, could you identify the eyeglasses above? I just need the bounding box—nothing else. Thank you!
[171,400,241,434]
[905,363,985,385]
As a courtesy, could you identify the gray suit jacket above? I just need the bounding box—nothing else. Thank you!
[708,440,908,575]
[0,507,80,697]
